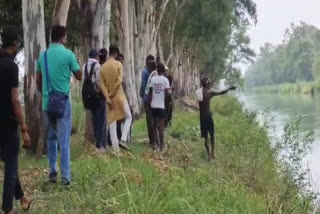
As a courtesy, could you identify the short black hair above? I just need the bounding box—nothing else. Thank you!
[146,55,155,62]
[99,48,108,63]
[118,53,124,60]
[109,45,119,56]
[99,48,108,57]
[201,77,210,87]
[51,25,66,43]
[157,63,165,74]
[1,26,20,48]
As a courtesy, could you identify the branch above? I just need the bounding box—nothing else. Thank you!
[153,0,170,42]
[165,0,187,66]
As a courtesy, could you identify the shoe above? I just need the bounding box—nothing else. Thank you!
[49,172,57,183]
[119,141,130,151]
[62,179,71,186]
[96,147,106,153]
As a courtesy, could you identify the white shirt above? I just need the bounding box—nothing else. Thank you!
[82,58,101,91]
[196,87,203,101]
[150,75,170,109]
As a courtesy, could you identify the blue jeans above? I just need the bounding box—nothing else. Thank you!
[45,100,72,182]
[91,99,107,149]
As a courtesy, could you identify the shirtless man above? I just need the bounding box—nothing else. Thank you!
[196,77,236,161]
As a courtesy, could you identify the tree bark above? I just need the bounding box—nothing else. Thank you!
[115,0,140,116]
[22,0,47,154]
[74,0,111,141]
[52,0,71,26]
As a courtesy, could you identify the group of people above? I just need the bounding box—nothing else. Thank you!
[0,24,235,213]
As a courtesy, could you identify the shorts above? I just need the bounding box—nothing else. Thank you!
[151,108,166,119]
[200,113,214,138]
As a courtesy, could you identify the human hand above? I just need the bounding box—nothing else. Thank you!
[107,100,113,110]
[22,131,31,149]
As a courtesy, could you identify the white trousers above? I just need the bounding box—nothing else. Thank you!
[110,100,132,151]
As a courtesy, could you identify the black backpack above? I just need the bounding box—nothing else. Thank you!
[82,62,100,110]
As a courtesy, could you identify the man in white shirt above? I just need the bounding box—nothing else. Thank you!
[147,63,170,151]
[82,50,107,150]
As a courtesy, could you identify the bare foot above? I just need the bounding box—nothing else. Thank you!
[21,196,33,211]
[211,151,215,161]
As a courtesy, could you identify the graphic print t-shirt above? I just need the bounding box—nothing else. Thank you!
[150,75,170,109]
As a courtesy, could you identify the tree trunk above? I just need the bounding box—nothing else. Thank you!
[115,0,140,116]
[74,0,111,141]
[22,0,47,154]
[52,0,71,26]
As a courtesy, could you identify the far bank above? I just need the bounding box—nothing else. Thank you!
[246,81,320,95]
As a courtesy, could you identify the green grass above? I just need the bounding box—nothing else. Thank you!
[249,81,320,95]
[1,96,315,213]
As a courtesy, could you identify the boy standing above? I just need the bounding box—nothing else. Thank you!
[148,63,170,151]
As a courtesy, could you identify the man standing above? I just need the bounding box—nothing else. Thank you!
[196,77,236,161]
[82,50,107,151]
[100,45,132,152]
[36,25,82,185]
[0,27,32,214]
[148,63,170,152]
[140,55,156,146]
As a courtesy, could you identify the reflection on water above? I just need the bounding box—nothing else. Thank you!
[239,93,320,188]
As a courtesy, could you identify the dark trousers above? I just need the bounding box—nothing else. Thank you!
[0,126,24,212]
[150,108,165,149]
[91,100,107,149]
[144,103,154,145]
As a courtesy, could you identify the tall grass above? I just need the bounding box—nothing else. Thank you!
[5,96,318,213]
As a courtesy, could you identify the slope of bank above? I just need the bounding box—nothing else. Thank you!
[248,81,320,95]
[0,96,315,213]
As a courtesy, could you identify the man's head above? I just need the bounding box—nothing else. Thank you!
[89,49,99,61]
[51,25,67,45]
[99,48,108,64]
[0,26,21,58]
[109,45,119,58]
[146,60,156,73]
[146,55,155,65]
[157,63,166,75]
[201,77,211,88]
[117,53,124,64]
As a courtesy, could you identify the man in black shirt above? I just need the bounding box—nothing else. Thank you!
[0,27,32,214]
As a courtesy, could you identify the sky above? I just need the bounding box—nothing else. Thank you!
[248,0,320,52]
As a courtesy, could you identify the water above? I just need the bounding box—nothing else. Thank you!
[239,93,320,189]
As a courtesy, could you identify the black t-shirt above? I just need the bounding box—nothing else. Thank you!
[0,49,19,128]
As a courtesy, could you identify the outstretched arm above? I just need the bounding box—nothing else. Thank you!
[210,86,236,97]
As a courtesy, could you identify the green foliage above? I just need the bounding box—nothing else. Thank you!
[245,22,320,88]
[0,0,22,44]
[161,0,256,84]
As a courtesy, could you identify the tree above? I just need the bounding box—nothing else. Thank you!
[245,23,320,88]
[22,0,47,153]
[73,0,111,141]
